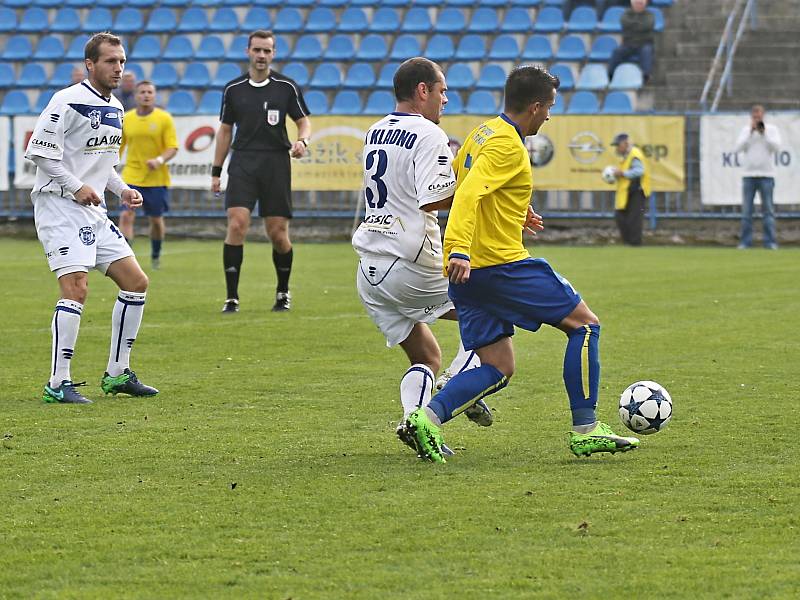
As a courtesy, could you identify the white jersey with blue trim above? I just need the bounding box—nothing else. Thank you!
[25,81,125,216]
[352,112,457,269]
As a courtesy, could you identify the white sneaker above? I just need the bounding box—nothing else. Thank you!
[435,369,452,390]
[464,399,493,427]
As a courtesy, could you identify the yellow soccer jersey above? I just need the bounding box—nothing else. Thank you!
[120,108,178,187]
[444,115,532,271]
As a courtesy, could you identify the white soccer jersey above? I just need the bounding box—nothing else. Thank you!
[25,81,125,216]
[352,112,457,269]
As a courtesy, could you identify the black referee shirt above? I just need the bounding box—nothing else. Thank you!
[220,71,311,152]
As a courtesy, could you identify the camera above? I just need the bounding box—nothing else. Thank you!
[756,121,765,132]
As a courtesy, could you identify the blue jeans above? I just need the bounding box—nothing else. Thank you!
[608,44,654,80]
[740,177,777,248]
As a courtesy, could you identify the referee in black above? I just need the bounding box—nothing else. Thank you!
[211,29,312,313]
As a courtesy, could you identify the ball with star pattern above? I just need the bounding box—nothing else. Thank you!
[619,381,672,435]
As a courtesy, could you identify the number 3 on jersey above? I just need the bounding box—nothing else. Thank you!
[365,149,388,209]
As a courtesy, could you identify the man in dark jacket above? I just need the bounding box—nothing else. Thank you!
[607,0,656,83]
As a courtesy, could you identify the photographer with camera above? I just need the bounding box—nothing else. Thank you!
[734,104,782,249]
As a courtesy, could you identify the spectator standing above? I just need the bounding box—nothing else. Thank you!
[607,0,655,83]
[211,30,311,314]
[119,81,178,268]
[114,72,137,111]
[735,104,782,249]
[610,133,650,246]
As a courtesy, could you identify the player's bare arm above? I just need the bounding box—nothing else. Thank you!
[421,195,454,212]
[290,116,312,159]
[211,123,233,193]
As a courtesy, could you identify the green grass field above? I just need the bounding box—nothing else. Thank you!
[1,238,798,599]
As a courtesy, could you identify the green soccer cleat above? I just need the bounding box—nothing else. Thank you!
[404,408,447,464]
[569,421,639,457]
[101,369,159,397]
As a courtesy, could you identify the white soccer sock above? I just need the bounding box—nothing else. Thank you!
[400,364,435,418]
[50,300,83,387]
[106,291,146,377]
[446,340,481,375]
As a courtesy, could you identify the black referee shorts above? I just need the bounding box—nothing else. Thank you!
[225,150,292,218]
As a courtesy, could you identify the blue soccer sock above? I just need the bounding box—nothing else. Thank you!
[564,324,600,427]
[428,364,508,425]
[151,239,162,260]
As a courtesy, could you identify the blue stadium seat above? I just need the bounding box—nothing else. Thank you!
[382,0,409,6]
[489,34,519,60]
[0,90,31,115]
[331,90,362,115]
[180,63,211,88]
[342,63,374,89]
[121,0,154,5]
[601,91,633,113]
[49,63,77,87]
[195,36,225,60]
[651,0,673,5]
[310,64,342,89]
[436,8,466,33]
[1,36,32,61]
[320,0,348,6]
[250,0,282,5]
[177,7,208,32]
[567,90,599,113]
[50,8,81,33]
[576,63,609,90]
[209,8,239,33]
[19,8,49,33]
[65,0,93,6]
[323,35,355,61]
[243,8,272,30]
[370,8,400,33]
[446,64,474,90]
[550,93,565,115]
[212,63,242,88]
[274,8,303,33]
[566,6,597,32]
[598,6,624,32]
[402,7,431,33]
[500,7,533,33]
[510,0,541,6]
[65,36,89,61]
[303,90,328,114]
[306,7,336,32]
[159,0,188,7]
[533,7,564,33]
[34,36,65,61]
[455,35,486,61]
[522,35,553,61]
[338,8,368,32]
[151,63,179,88]
[376,62,399,88]
[390,35,421,62]
[114,8,144,34]
[131,35,161,61]
[466,91,498,114]
[17,63,47,88]
[649,6,665,31]
[549,63,575,91]
[476,64,506,90]
[145,8,177,34]
[477,0,506,5]
[589,35,618,61]
[282,63,309,86]
[556,35,587,61]
[163,36,194,61]
[444,90,463,114]
[226,36,248,61]
[609,63,643,90]
[0,64,15,88]
[364,91,394,115]
[425,35,455,62]
[276,36,292,59]
[166,91,196,116]
[125,64,144,81]
[34,0,61,7]
[0,8,17,33]
[2,0,27,6]
[82,8,113,33]
[198,90,223,114]
[467,8,499,33]
[292,36,322,61]
[287,0,314,6]
[35,90,56,113]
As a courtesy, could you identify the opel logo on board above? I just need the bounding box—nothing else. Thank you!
[568,131,604,164]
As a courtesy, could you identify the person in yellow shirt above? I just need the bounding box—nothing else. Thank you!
[119,81,178,269]
[403,66,639,463]
[610,132,651,246]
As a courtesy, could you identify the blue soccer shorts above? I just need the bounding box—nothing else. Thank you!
[449,257,582,351]
[126,185,169,217]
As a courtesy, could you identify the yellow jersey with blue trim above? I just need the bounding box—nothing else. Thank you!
[444,114,532,271]
[120,107,178,187]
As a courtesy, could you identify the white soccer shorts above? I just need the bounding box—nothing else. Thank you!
[356,255,454,347]
[34,193,133,274]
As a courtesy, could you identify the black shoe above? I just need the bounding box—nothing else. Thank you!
[101,369,159,396]
[221,298,240,314]
[43,380,92,404]
[271,291,291,312]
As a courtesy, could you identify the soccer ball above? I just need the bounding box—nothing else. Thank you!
[601,165,617,184]
[619,381,672,435]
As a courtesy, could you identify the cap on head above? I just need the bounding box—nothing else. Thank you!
[611,133,629,146]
